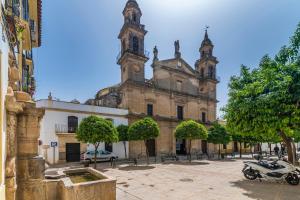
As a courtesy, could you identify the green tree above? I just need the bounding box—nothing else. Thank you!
[223,22,300,164]
[208,122,231,159]
[128,117,160,164]
[117,124,129,159]
[76,116,118,168]
[174,120,208,162]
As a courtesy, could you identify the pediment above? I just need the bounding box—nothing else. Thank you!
[157,58,195,75]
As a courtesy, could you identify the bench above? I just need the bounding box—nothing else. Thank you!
[160,153,179,162]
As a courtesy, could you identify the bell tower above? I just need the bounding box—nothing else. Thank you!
[117,0,149,83]
[195,29,219,100]
[195,29,218,78]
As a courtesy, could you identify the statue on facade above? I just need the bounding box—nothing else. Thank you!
[153,45,158,61]
[174,40,181,58]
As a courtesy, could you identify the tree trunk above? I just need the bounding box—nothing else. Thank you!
[218,144,221,159]
[189,139,192,162]
[94,143,99,169]
[123,141,127,159]
[144,140,149,165]
[239,142,242,158]
[269,143,272,155]
[292,140,297,165]
[279,131,294,163]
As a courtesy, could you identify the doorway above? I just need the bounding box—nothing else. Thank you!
[146,139,156,157]
[201,140,208,154]
[176,139,186,155]
[66,143,80,162]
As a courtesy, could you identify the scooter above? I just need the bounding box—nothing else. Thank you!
[242,155,300,185]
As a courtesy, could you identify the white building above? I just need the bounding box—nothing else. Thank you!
[36,99,129,164]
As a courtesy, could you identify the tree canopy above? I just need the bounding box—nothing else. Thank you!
[76,116,118,144]
[175,120,208,140]
[128,117,159,141]
[76,116,118,168]
[208,122,231,158]
[117,124,129,142]
[174,120,208,161]
[223,22,300,163]
[117,124,129,158]
[208,122,231,145]
[128,117,160,163]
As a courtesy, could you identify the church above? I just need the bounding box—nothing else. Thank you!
[86,0,219,157]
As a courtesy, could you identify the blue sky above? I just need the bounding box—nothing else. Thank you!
[34,0,300,117]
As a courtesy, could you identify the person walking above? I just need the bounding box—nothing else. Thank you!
[274,145,279,156]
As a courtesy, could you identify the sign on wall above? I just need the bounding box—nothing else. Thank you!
[51,142,58,147]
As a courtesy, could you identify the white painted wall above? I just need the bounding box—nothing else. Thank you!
[0,6,10,197]
[36,100,129,164]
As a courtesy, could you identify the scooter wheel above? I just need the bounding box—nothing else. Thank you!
[286,174,299,186]
[243,168,258,180]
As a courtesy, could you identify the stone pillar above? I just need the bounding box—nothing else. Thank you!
[16,102,45,200]
[5,111,18,200]
[5,91,23,200]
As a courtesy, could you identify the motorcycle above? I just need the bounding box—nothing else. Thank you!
[242,155,300,185]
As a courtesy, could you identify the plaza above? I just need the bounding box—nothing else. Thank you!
[47,159,300,200]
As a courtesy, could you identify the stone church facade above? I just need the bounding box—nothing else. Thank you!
[86,0,219,157]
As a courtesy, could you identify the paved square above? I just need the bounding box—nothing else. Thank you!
[99,160,300,200]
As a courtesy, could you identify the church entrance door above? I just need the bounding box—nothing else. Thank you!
[146,139,156,157]
[201,140,208,154]
[176,139,186,155]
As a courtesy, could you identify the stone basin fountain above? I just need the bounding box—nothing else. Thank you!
[44,168,116,200]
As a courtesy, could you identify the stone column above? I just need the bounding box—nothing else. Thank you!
[5,92,23,200]
[16,102,45,200]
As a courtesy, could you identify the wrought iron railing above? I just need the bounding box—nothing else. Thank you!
[55,124,68,133]
[5,0,20,17]
[116,49,149,63]
[199,73,221,82]
[55,124,78,133]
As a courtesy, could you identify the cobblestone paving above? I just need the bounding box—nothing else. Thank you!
[99,160,300,200]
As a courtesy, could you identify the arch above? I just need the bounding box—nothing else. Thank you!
[132,36,139,53]
[200,68,204,78]
[122,39,126,53]
[132,13,137,23]
[208,65,214,78]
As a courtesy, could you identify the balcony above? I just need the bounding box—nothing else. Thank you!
[55,124,77,134]
[24,50,32,60]
[123,20,146,32]
[117,49,149,63]
[5,0,20,17]
[199,73,221,82]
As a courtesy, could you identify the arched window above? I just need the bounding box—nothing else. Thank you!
[200,68,204,78]
[208,66,214,79]
[68,116,78,133]
[132,36,139,53]
[122,40,126,53]
[132,13,137,23]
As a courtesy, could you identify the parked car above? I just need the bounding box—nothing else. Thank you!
[81,150,118,163]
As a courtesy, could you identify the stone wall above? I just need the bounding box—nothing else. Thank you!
[121,82,217,158]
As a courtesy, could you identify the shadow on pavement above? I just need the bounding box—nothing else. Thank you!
[231,179,300,200]
[213,159,237,162]
[118,166,155,171]
[163,161,210,166]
